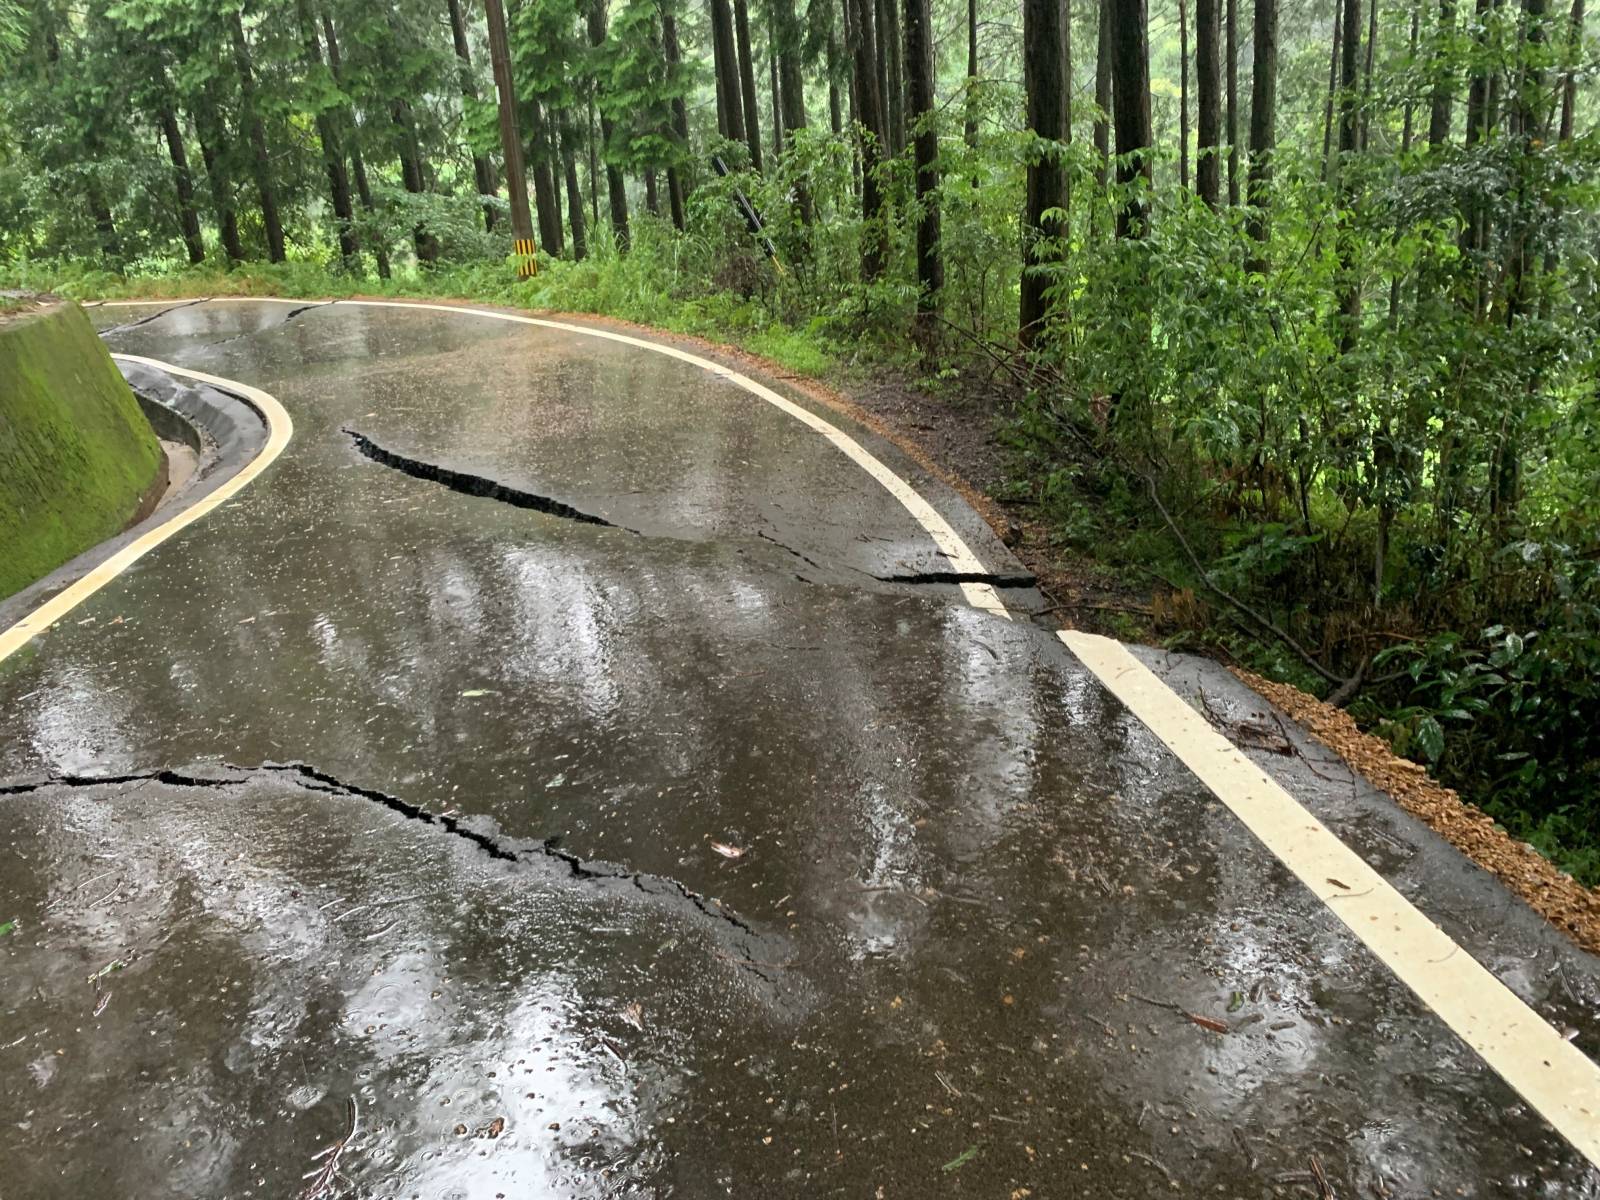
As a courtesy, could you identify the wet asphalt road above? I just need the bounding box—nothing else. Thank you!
[1,299,1598,1198]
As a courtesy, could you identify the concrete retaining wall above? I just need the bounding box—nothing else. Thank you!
[0,300,162,600]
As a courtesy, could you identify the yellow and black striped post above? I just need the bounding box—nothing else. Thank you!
[514,238,539,278]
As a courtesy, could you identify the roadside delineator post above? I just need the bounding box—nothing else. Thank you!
[514,237,538,278]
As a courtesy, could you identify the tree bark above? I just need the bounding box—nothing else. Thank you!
[587,0,631,249]
[770,35,785,156]
[734,0,765,169]
[879,0,907,156]
[663,10,692,227]
[484,0,538,266]
[447,0,500,230]
[710,0,746,143]
[1321,6,1343,178]
[528,99,564,255]
[905,0,942,319]
[828,16,844,135]
[194,98,244,265]
[296,0,359,266]
[1246,0,1278,254]
[391,97,440,263]
[1226,0,1239,203]
[1558,0,1583,141]
[231,13,286,262]
[966,0,980,148]
[1109,0,1153,238]
[1336,0,1363,352]
[1196,0,1222,205]
[1021,0,1070,342]
[1095,0,1113,187]
[1428,0,1456,146]
[850,0,888,277]
[322,13,390,278]
[562,118,589,260]
[159,104,206,265]
[87,184,122,264]
[1179,0,1191,189]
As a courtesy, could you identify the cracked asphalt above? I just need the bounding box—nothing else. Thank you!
[1,299,1598,1198]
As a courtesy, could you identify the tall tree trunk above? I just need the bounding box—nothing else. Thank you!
[1095,0,1113,187]
[880,0,907,155]
[528,99,564,255]
[663,10,692,227]
[645,169,660,215]
[1109,0,1153,238]
[1558,0,1583,141]
[1321,6,1343,178]
[828,18,844,134]
[1246,0,1278,255]
[770,35,785,156]
[883,0,908,156]
[447,0,499,230]
[1429,0,1456,146]
[392,98,440,263]
[966,0,980,148]
[734,0,765,169]
[1020,0,1070,342]
[845,0,863,194]
[850,0,888,277]
[587,0,631,249]
[159,103,206,265]
[1226,0,1239,203]
[1360,0,1379,148]
[194,99,244,265]
[588,92,601,225]
[485,0,538,269]
[322,13,390,278]
[296,0,359,266]
[710,0,746,143]
[775,0,815,223]
[1335,0,1363,352]
[905,0,942,322]
[231,13,286,262]
[87,183,123,264]
[1196,0,1222,205]
[1179,0,1191,189]
[562,119,589,260]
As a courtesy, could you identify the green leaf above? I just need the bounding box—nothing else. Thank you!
[0,919,14,937]
[941,1145,980,1174]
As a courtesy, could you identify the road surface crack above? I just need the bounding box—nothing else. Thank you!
[344,428,625,529]
[100,297,208,335]
[343,430,1031,595]
[2,763,768,962]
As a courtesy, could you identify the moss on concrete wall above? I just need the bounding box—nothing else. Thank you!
[0,302,162,600]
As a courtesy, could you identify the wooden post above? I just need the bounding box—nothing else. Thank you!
[484,0,538,276]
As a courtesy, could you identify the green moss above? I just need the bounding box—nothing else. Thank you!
[0,302,161,599]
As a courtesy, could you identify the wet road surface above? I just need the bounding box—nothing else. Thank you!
[1,299,1598,1198]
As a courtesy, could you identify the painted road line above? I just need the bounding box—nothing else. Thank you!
[1059,628,1600,1168]
[0,356,292,666]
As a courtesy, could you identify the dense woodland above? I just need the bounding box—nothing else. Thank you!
[1,0,1597,876]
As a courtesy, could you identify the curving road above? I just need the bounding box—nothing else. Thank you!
[1,298,1597,1198]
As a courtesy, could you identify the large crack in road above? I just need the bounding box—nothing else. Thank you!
[344,426,1036,592]
[2,762,773,969]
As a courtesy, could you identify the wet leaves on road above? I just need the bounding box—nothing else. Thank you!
[941,1144,980,1173]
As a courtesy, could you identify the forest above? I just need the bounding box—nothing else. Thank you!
[1,0,1597,878]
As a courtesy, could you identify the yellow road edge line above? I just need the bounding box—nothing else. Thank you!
[80,301,1600,1166]
[1059,628,1600,1168]
[0,355,293,665]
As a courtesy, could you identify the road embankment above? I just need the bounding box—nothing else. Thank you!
[0,298,163,600]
